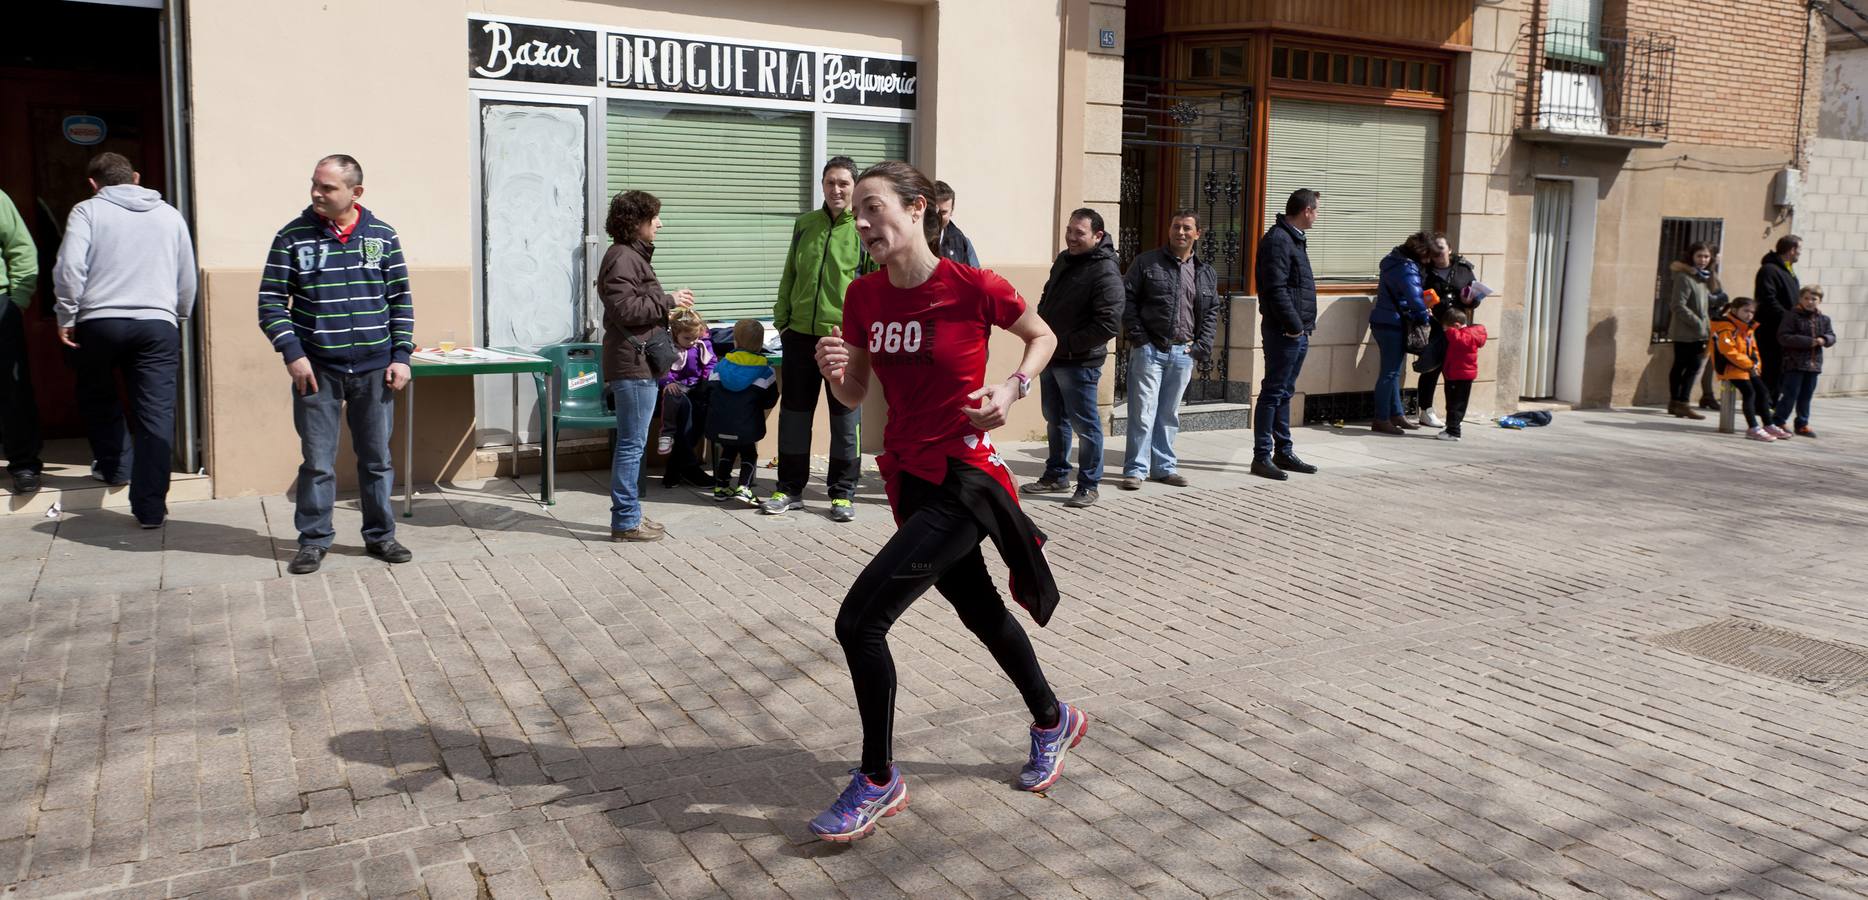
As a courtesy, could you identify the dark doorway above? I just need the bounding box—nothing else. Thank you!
[0,1,168,442]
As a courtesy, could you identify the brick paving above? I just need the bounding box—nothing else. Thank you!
[4,402,1868,899]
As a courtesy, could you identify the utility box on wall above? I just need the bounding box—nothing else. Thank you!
[1773,167,1802,208]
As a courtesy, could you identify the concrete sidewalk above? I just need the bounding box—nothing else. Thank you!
[5,400,1543,603]
[3,400,1867,899]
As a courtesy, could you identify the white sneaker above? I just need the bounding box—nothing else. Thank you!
[1421,410,1445,428]
[1745,426,1776,443]
[1435,430,1460,441]
[657,434,674,455]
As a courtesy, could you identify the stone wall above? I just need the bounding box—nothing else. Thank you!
[1791,137,1868,395]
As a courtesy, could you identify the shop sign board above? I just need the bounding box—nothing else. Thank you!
[468,17,915,110]
[469,19,600,86]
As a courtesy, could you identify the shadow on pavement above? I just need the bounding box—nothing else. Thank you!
[327,725,1015,860]
[33,511,279,559]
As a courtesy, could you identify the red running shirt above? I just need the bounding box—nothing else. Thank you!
[841,259,1026,483]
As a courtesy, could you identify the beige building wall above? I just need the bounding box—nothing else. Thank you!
[189,0,1101,495]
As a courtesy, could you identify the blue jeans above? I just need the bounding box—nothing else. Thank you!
[1123,342,1194,479]
[1772,370,1819,428]
[294,365,395,548]
[608,378,657,531]
[1040,362,1104,488]
[1371,325,1407,421]
[1254,328,1308,459]
[74,318,180,524]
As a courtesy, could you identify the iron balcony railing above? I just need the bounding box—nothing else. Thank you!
[1522,20,1675,143]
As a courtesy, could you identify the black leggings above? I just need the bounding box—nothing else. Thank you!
[1731,378,1766,428]
[835,485,1058,778]
[713,442,756,490]
[659,387,708,479]
[1669,342,1705,403]
[1417,320,1446,410]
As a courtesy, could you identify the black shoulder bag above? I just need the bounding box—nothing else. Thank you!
[1393,291,1431,355]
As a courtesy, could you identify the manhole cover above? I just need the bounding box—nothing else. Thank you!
[1650,618,1868,696]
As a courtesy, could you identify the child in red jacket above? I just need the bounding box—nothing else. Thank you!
[1437,307,1488,441]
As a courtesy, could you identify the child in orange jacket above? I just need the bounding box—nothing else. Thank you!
[1436,307,1487,441]
[1708,296,1781,442]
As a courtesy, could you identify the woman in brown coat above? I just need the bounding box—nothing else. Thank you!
[599,190,693,541]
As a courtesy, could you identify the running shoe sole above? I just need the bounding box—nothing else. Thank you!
[812,786,909,842]
[1020,710,1089,793]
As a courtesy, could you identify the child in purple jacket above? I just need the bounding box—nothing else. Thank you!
[657,307,717,487]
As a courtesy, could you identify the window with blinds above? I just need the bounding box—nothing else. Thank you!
[827,118,911,173]
[606,102,810,323]
[1545,0,1606,66]
[1262,99,1440,284]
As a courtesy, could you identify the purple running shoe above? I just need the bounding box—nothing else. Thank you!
[808,767,908,841]
[1018,701,1089,791]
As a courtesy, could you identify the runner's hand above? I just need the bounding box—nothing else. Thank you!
[386,362,411,391]
[816,327,849,385]
[962,381,1017,430]
[287,357,319,396]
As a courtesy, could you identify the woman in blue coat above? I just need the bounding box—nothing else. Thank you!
[1370,232,1435,434]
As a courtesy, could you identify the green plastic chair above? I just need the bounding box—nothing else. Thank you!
[531,343,615,437]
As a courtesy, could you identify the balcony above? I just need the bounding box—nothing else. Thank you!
[1518,21,1674,148]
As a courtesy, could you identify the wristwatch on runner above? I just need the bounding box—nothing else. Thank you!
[1009,372,1031,398]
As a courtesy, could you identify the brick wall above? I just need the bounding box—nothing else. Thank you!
[1620,0,1815,153]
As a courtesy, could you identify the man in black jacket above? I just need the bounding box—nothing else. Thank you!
[1022,208,1123,508]
[1119,209,1220,491]
[1250,189,1321,481]
[1753,234,1800,405]
[933,181,980,267]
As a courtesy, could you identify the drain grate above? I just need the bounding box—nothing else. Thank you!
[1650,618,1868,696]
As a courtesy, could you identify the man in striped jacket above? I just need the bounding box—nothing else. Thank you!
[259,154,415,575]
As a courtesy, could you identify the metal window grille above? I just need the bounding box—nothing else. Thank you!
[1651,218,1723,343]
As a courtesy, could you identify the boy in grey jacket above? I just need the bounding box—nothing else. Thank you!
[52,151,196,528]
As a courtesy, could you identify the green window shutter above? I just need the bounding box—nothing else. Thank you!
[1545,0,1606,66]
[826,118,911,172]
[606,102,810,323]
[1263,99,1440,284]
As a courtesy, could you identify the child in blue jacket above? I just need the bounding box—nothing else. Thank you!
[707,319,780,504]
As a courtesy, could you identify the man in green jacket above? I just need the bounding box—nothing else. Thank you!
[0,189,42,494]
[764,156,866,521]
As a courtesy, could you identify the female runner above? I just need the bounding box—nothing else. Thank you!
[807,160,1088,842]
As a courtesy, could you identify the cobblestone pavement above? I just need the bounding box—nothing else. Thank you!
[4,402,1868,899]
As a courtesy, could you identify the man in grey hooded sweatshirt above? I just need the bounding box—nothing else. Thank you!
[53,151,197,529]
